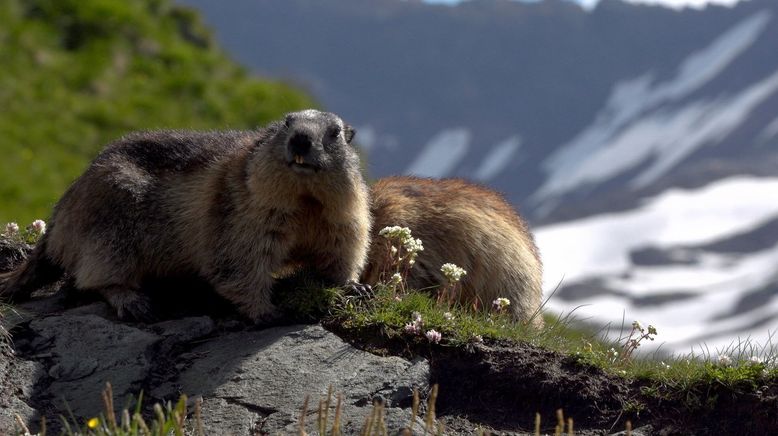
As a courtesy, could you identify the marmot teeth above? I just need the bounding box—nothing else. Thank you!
[295,155,304,164]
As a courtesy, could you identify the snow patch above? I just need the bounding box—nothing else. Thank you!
[536,176,778,285]
[534,10,772,202]
[405,129,470,178]
[758,115,778,144]
[536,176,778,353]
[473,136,522,181]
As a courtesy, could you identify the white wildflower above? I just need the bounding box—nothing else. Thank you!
[443,312,454,321]
[379,226,412,241]
[609,348,619,358]
[404,237,424,253]
[411,311,422,323]
[404,323,419,335]
[390,273,403,286]
[632,320,642,331]
[716,354,732,367]
[440,263,467,282]
[390,246,398,256]
[750,356,763,365]
[472,334,484,343]
[4,222,19,236]
[425,329,442,344]
[30,219,46,235]
[647,325,658,336]
[492,297,511,311]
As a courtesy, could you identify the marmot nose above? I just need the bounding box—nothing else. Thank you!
[289,133,313,156]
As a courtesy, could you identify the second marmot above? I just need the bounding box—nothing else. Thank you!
[362,177,543,327]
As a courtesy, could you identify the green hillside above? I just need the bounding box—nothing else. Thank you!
[0,0,314,223]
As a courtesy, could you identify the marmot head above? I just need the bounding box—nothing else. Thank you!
[271,109,357,175]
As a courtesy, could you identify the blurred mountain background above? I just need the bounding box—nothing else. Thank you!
[176,0,778,353]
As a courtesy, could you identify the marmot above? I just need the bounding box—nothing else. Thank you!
[0,110,371,322]
[362,177,543,327]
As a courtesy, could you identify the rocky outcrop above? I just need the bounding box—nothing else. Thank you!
[1,299,430,435]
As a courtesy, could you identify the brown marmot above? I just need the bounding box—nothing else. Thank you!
[0,110,371,322]
[362,177,543,327]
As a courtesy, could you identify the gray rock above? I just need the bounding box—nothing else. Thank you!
[0,237,32,273]
[610,424,654,436]
[27,314,160,419]
[168,324,430,435]
[0,349,44,434]
[150,316,215,343]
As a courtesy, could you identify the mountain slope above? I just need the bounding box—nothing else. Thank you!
[0,0,314,223]
[178,0,778,222]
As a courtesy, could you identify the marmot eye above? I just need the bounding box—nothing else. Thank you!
[328,126,342,139]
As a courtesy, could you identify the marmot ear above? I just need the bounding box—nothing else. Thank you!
[344,124,356,144]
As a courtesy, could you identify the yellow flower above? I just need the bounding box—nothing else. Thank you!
[87,417,100,429]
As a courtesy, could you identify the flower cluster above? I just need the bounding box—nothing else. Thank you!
[404,311,424,335]
[402,312,443,344]
[608,347,620,363]
[425,329,442,344]
[492,297,511,312]
[31,219,46,235]
[620,320,658,362]
[440,263,467,282]
[4,222,19,236]
[2,219,47,244]
[379,225,424,266]
[716,354,732,367]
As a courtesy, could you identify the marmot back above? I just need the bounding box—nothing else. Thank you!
[1,110,371,322]
[362,177,543,327]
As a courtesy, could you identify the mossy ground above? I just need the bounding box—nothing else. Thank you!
[274,279,778,434]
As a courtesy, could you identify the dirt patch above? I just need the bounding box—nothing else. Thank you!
[325,322,778,435]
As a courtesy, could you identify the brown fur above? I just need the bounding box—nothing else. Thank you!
[0,110,371,321]
[362,177,543,326]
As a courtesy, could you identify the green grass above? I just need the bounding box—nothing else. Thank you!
[0,0,315,224]
[304,281,778,415]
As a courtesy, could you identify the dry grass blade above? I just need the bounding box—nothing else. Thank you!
[195,396,204,436]
[318,399,325,435]
[534,412,541,436]
[361,404,374,436]
[626,420,632,436]
[410,387,420,432]
[567,417,574,435]
[102,381,117,430]
[332,393,343,436]
[153,403,166,431]
[298,394,310,436]
[134,412,151,436]
[554,409,564,436]
[14,413,31,434]
[323,385,334,435]
[425,384,439,434]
